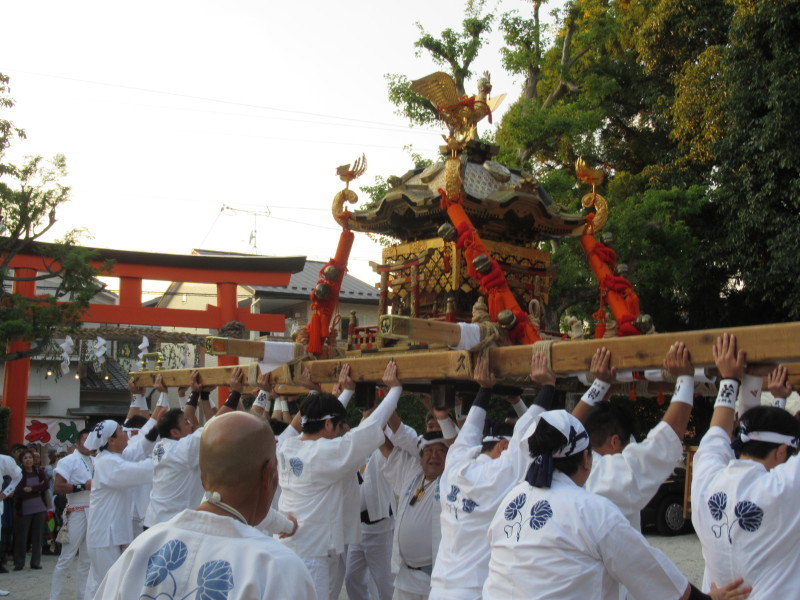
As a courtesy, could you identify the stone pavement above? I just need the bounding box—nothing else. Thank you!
[3,533,705,598]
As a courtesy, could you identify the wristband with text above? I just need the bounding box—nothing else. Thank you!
[714,378,740,409]
[581,379,611,406]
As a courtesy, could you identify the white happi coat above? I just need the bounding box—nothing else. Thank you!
[0,454,22,518]
[277,404,392,558]
[692,426,800,598]
[86,450,154,549]
[94,509,316,600]
[430,402,546,600]
[586,421,683,530]
[144,427,205,527]
[483,472,688,600]
[383,433,443,597]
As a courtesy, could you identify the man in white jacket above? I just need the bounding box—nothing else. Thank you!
[278,360,404,600]
[95,411,315,600]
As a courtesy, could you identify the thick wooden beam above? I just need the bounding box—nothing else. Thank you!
[129,364,260,387]
[490,322,800,378]
[81,304,285,331]
[380,315,462,347]
[205,337,272,359]
[278,350,473,385]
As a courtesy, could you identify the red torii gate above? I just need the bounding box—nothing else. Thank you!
[3,243,305,445]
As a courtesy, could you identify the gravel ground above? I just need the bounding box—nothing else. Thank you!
[0,532,706,598]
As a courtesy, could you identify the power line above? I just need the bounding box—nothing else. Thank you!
[6,67,441,132]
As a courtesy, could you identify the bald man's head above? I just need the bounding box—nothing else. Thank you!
[200,412,275,494]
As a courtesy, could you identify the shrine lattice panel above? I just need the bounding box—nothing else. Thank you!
[381,238,552,313]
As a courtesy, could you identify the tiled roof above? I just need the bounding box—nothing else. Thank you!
[80,361,129,392]
[191,250,379,302]
[252,260,379,302]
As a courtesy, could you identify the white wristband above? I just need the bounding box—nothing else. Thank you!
[278,399,289,412]
[131,394,147,410]
[253,391,269,409]
[511,399,527,418]
[737,373,762,414]
[177,394,187,409]
[581,379,611,406]
[338,388,354,409]
[773,397,787,410]
[437,418,458,440]
[156,392,170,408]
[671,375,694,406]
[714,379,739,409]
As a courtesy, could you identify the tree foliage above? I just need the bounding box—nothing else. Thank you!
[385,0,800,332]
[711,0,800,323]
[385,2,494,127]
[0,73,106,361]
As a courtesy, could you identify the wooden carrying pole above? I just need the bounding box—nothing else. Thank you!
[131,323,800,388]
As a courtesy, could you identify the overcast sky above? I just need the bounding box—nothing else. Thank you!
[2,0,559,295]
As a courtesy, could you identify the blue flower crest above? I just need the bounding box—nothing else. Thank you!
[289,457,303,477]
[140,539,234,600]
[708,491,764,544]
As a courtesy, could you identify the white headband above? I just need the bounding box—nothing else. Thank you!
[300,414,337,426]
[84,420,119,451]
[418,436,447,452]
[741,430,799,449]
[540,410,590,458]
[481,435,511,443]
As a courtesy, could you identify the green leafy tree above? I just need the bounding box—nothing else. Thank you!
[386,2,494,127]
[711,0,800,324]
[0,73,106,360]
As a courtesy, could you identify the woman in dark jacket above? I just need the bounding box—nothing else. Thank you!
[13,449,49,570]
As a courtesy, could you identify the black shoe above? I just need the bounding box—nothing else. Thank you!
[30,564,42,570]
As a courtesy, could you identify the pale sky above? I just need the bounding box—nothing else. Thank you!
[2,0,557,295]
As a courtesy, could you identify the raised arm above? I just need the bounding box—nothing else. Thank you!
[217,367,244,416]
[250,372,273,418]
[709,333,746,437]
[336,364,356,408]
[661,342,694,440]
[767,365,792,410]
[126,378,149,420]
[573,347,616,424]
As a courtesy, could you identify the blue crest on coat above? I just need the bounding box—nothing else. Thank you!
[446,485,460,503]
[462,498,478,514]
[289,457,304,477]
[140,539,234,600]
[528,500,553,530]
[708,491,764,544]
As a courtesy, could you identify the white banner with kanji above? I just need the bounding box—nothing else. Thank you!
[24,417,86,450]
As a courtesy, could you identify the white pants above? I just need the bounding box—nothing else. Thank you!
[429,588,481,600]
[83,545,122,600]
[393,590,429,600]
[303,551,346,600]
[345,519,395,600]
[49,509,91,600]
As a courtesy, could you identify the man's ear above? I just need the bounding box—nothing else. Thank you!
[776,444,789,465]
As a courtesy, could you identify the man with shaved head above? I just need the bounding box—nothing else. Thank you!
[94,412,315,600]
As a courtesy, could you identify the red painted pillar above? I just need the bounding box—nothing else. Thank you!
[2,268,37,446]
[119,276,142,307]
[216,282,240,403]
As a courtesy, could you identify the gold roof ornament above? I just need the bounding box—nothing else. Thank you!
[574,157,608,234]
[411,71,506,154]
[332,153,367,228]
